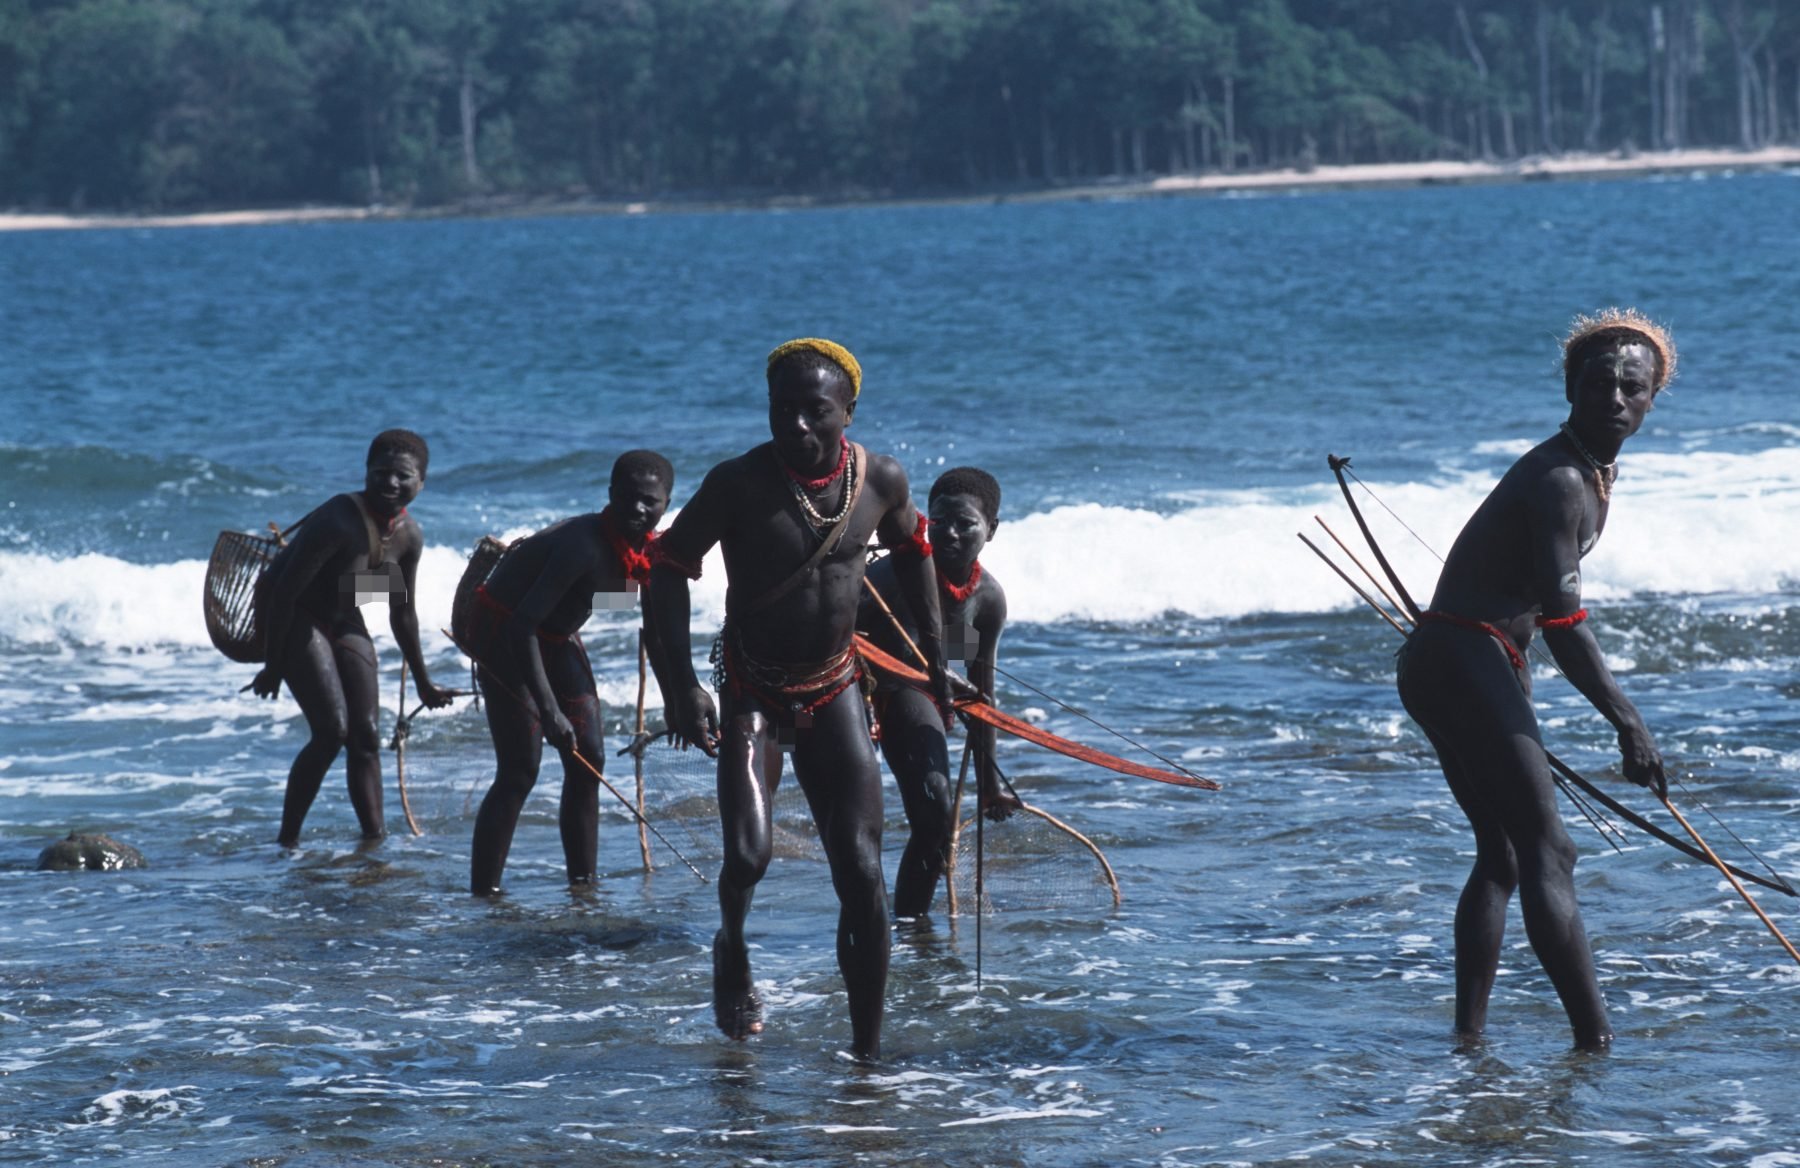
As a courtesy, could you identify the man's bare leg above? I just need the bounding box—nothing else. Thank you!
[795,686,891,1060]
[878,687,953,920]
[1405,633,1612,1050]
[335,631,386,841]
[277,625,349,847]
[714,708,780,1040]
[557,693,606,884]
[1511,792,1611,1050]
[471,665,545,894]
[1414,724,1520,1041]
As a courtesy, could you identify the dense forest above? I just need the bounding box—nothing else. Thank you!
[2,0,1797,211]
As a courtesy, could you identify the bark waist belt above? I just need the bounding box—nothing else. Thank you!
[720,628,861,721]
[1416,610,1526,671]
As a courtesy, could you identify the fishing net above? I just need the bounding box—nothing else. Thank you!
[204,528,282,663]
[942,753,1122,920]
[631,737,823,867]
[945,805,1121,914]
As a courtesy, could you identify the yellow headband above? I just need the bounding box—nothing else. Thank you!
[1562,307,1677,391]
[767,337,862,399]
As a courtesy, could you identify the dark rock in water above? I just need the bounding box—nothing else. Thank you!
[36,832,147,872]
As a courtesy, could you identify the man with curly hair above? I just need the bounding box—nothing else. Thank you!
[860,466,1019,922]
[253,429,454,846]
[1396,308,1675,1051]
[462,450,673,895]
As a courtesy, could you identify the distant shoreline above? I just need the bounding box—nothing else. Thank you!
[4,146,1796,232]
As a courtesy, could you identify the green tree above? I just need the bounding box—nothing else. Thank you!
[153,0,316,205]
[903,0,984,186]
[0,0,42,199]
[499,0,657,194]
[755,0,912,190]
[1145,0,1231,171]
[291,0,453,204]
[30,0,179,207]
[1234,0,1323,166]
[649,0,779,190]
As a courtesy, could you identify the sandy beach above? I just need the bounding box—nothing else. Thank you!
[2,145,1796,232]
[1143,144,1800,196]
[0,204,381,232]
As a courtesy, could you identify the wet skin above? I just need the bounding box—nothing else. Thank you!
[859,489,1017,919]
[1397,340,1665,1051]
[468,469,670,894]
[252,450,452,846]
[647,362,949,1061]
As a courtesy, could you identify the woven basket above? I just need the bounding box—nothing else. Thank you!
[204,529,281,663]
[451,535,512,648]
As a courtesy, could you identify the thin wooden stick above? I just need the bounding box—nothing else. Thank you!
[1661,794,1800,966]
[635,632,652,872]
[945,737,973,919]
[442,625,704,882]
[1316,516,1412,629]
[1320,460,1795,890]
[1306,531,1624,852]
[1673,773,1798,896]
[395,659,422,836]
[570,747,708,883]
[1021,802,1121,908]
[976,750,984,993]
[861,576,931,670]
[1329,454,1422,621]
[1298,532,1410,637]
[860,573,988,708]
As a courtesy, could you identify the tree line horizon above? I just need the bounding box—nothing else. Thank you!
[3,0,1797,213]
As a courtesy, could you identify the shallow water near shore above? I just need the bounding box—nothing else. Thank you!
[3,171,1800,1165]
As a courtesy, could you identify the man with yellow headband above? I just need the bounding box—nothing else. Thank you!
[648,337,949,1062]
[1396,308,1675,1051]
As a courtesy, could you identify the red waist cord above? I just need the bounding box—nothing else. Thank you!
[1417,610,1526,671]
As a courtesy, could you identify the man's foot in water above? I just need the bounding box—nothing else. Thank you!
[891,910,938,937]
[712,931,763,1041]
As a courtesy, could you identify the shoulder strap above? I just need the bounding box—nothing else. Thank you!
[737,443,867,618]
[347,492,386,567]
[266,504,319,549]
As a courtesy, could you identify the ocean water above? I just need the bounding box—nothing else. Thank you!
[3,171,1800,1166]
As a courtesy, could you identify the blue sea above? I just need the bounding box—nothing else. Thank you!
[4,171,1800,1166]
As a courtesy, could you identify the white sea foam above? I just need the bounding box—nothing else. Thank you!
[0,542,709,660]
[978,446,1800,620]
[4,447,1799,647]
[77,1086,202,1127]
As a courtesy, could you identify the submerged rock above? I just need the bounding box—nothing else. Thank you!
[36,832,147,872]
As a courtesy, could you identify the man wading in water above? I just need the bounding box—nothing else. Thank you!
[253,429,453,846]
[859,466,1019,921]
[463,450,672,895]
[648,338,948,1061]
[1396,308,1675,1050]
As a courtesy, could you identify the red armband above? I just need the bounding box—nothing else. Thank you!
[885,511,932,559]
[1536,608,1587,631]
[649,540,702,581]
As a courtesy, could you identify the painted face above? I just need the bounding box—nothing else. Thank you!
[768,364,854,476]
[1567,341,1657,447]
[929,492,992,575]
[364,450,425,518]
[610,469,671,538]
